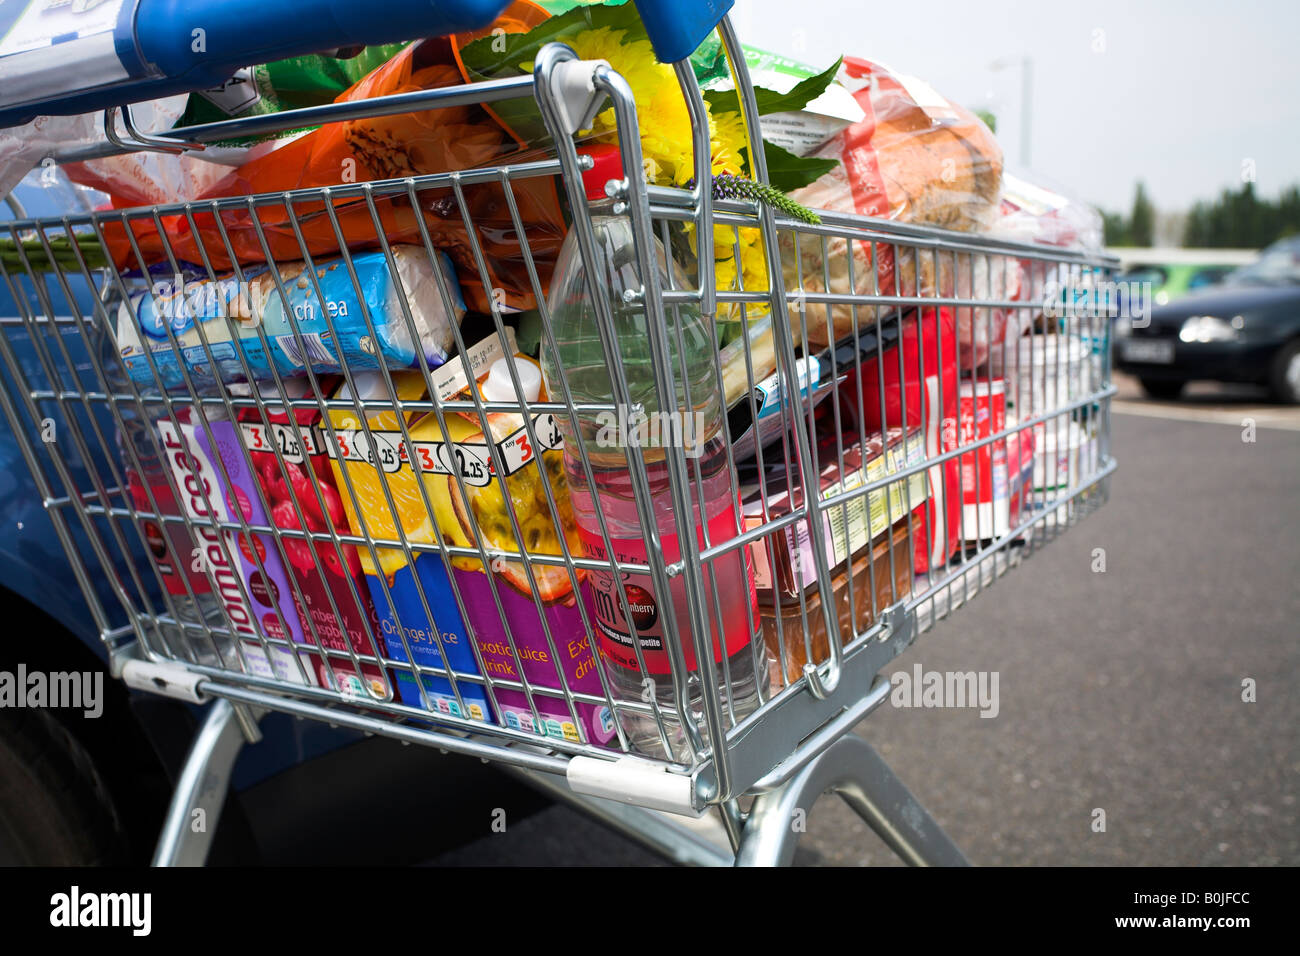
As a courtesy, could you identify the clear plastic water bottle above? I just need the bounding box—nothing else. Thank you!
[541,146,763,761]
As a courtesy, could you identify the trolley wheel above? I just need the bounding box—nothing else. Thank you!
[1140,377,1185,400]
[0,706,128,865]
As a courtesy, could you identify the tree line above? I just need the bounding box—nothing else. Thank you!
[1103,180,1300,249]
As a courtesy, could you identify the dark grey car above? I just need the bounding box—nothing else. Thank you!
[1114,237,1300,403]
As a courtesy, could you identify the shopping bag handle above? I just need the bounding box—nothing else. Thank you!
[631,0,735,63]
[0,0,512,129]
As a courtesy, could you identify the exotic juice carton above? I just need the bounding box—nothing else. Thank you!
[326,371,490,722]
[235,379,387,698]
[157,408,314,684]
[435,354,615,746]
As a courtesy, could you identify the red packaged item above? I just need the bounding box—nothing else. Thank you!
[1004,424,1036,538]
[235,379,388,698]
[847,307,960,574]
[957,379,1007,541]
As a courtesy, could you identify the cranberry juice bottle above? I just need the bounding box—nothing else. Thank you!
[540,147,762,760]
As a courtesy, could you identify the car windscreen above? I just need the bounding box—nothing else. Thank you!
[1119,266,1169,287]
[1226,240,1300,286]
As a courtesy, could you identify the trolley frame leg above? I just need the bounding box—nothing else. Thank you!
[507,765,737,866]
[152,698,262,867]
[735,734,970,867]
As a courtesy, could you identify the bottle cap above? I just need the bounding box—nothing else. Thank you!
[579,144,623,202]
[229,379,312,402]
[262,378,311,400]
[481,357,542,404]
[334,370,386,403]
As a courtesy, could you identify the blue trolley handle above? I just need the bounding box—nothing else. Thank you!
[631,0,735,63]
[0,0,512,129]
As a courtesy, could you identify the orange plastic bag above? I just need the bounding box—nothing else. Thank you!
[71,2,560,314]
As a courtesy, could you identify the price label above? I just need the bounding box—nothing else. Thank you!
[325,414,563,486]
[240,421,321,464]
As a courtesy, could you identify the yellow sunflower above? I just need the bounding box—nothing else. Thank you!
[551,27,772,318]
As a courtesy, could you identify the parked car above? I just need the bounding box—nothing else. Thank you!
[1114,237,1300,402]
[1118,262,1237,304]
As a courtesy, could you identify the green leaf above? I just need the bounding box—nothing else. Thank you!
[706,57,843,118]
[762,140,836,193]
[753,57,842,116]
[459,3,647,82]
[703,87,744,116]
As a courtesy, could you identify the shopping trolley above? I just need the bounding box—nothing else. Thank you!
[0,0,1117,866]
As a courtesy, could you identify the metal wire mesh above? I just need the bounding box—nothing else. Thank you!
[0,47,1116,808]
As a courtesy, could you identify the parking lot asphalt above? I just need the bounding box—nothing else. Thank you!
[424,388,1299,866]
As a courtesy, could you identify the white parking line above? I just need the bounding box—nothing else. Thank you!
[1111,400,1300,431]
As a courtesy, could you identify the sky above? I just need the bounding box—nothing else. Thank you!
[734,0,1300,216]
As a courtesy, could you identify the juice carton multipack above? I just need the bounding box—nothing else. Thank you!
[435,354,615,745]
[327,332,615,745]
[327,371,490,723]
[234,379,388,698]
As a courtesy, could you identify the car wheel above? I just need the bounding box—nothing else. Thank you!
[1269,340,1300,404]
[1140,378,1184,400]
[0,706,128,865]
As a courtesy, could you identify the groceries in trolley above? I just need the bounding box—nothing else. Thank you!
[113,247,465,388]
[76,1,1112,761]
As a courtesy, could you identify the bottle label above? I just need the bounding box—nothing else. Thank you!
[578,507,758,676]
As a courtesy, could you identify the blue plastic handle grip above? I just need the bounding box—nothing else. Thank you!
[0,0,510,129]
[631,0,734,63]
[135,0,510,81]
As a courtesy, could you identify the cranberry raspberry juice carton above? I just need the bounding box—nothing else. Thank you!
[236,380,387,698]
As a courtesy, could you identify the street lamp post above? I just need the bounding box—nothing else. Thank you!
[990,56,1033,168]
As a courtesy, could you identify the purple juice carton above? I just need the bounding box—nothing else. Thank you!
[455,570,615,746]
[444,355,616,746]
